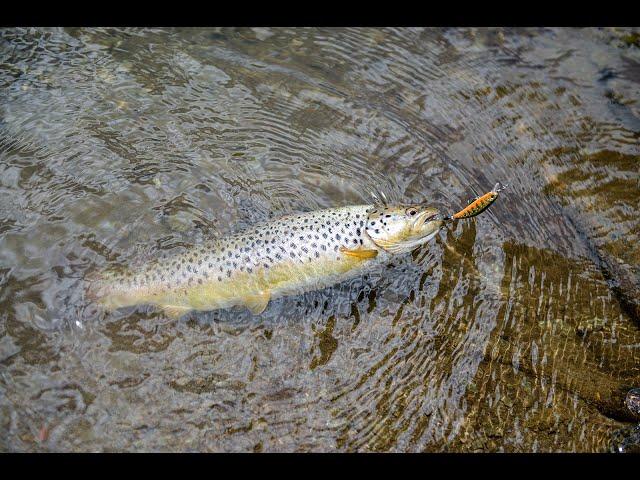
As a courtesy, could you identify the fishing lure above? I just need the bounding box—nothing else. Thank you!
[450,182,507,220]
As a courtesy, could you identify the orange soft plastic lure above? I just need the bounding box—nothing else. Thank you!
[450,182,507,220]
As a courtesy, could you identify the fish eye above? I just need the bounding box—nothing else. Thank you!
[406,208,417,216]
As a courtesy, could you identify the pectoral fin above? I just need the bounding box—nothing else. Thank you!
[339,246,379,259]
[244,290,271,315]
[162,305,193,319]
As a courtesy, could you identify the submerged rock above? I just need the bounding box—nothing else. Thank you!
[611,389,640,453]
[611,425,640,453]
[625,389,640,418]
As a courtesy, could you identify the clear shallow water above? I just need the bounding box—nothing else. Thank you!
[0,27,639,452]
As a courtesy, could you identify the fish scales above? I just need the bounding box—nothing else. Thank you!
[91,205,392,316]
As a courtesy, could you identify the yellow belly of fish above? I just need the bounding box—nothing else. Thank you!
[114,253,376,318]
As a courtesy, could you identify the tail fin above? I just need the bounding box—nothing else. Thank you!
[84,267,137,313]
[84,269,109,305]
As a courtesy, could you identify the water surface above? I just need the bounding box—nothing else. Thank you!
[1,27,639,452]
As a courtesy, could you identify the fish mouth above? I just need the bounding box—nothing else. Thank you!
[411,210,445,244]
[414,209,444,229]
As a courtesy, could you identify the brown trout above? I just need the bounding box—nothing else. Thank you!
[87,204,446,318]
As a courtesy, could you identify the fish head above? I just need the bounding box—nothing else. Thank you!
[365,204,445,254]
